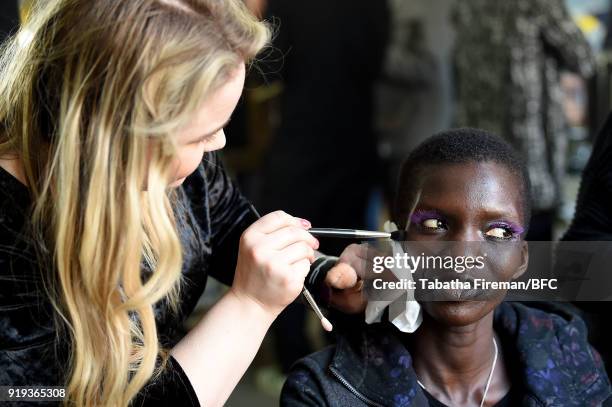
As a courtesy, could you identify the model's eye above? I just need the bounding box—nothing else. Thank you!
[423,218,444,229]
[485,227,513,240]
[410,210,447,233]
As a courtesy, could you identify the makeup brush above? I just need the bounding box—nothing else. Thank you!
[308,189,421,242]
[308,228,408,241]
[248,205,333,332]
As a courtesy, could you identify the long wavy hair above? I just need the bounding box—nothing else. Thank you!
[0,0,268,405]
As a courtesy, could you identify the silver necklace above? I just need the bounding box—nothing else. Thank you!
[416,338,498,407]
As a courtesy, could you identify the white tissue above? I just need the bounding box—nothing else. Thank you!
[365,221,422,333]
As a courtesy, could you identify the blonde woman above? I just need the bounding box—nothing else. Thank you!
[0,0,366,406]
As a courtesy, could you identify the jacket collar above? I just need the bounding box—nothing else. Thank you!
[330,322,427,406]
[329,302,611,406]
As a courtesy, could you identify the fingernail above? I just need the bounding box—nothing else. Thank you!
[299,218,311,228]
[314,239,320,249]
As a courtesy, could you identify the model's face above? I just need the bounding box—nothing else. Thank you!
[404,161,528,326]
[168,63,245,187]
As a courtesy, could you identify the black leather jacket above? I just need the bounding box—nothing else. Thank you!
[0,152,257,406]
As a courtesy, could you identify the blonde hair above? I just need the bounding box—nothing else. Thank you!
[0,0,268,405]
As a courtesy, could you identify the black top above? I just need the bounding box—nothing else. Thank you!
[562,111,612,241]
[560,112,612,377]
[0,152,258,406]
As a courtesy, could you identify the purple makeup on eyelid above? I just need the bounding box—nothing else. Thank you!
[490,221,525,235]
[410,209,525,235]
[410,209,444,224]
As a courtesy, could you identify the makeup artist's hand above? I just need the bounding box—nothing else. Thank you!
[231,210,319,316]
[325,243,368,314]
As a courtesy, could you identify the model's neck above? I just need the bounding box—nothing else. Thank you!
[404,311,498,402]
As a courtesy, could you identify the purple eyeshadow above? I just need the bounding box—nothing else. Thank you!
[409,209,525,236]
[490,221,525,236]
[410,210,444,225]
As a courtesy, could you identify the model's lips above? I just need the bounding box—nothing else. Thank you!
[417,284,487,301]
[445,286,482,300]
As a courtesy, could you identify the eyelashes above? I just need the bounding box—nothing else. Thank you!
[191,130,220,145]
[409,210,447,234]
[409,210,524,240]
[194,134,216,144]
[488,222,525,236]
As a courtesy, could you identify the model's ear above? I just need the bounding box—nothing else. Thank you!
[512,241,529,280]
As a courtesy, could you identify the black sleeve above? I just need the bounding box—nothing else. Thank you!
[132,355,199,406]
[562,113,612,241]
[280,362,328,407]
[202,152,258,286]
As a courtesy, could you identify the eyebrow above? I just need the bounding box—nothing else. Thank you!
[191,117,232,143]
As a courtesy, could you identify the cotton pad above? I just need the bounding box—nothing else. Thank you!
[365,221,422,333]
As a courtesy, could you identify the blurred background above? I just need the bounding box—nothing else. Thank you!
[3,0,612,405]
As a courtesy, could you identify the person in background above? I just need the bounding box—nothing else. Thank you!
[375,0,455,206]
[453,0,595,240]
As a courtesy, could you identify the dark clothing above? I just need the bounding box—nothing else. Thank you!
[281,302,612,407]
[0,152,257,406]
[525,210,555,241]
[562,112,612,242]
[561,112,612,377]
